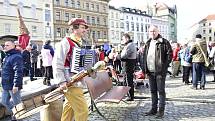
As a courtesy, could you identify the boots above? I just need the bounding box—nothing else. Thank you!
[144,108,157,116]
[46,80,51,86]
[155,107,165,118]
[43,78,47,85]
[43,78,51,86]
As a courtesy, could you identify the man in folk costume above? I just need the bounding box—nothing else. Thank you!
[17,8,30,50]
[52,18,89,121]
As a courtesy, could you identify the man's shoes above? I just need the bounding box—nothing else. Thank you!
[47,80,51,86]
[144,109,157,116]
[155,109,164,118]
[30,78,37,81]
[200,86,205,90]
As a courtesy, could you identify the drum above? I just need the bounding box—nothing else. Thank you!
[12,85,57,119]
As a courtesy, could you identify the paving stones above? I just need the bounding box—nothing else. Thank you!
[1,75,215,121]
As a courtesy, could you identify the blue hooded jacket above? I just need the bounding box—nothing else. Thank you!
[1,49,23,90]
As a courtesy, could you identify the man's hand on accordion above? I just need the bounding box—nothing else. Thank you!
[59,82,68,91]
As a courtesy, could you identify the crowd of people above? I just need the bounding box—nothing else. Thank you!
[1,17,215,121]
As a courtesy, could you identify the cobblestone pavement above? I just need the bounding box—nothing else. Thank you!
[1,74,215,121]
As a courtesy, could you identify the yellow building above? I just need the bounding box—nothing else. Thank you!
[53,0,110,46]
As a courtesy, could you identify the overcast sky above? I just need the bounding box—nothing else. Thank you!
[109,0,215,42]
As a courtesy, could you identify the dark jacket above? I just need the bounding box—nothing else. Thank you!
[144,34,172,75]
[1,49,23,90]
[44,44,54,56]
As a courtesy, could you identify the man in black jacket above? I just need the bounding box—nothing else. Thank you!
[144,25,172,118]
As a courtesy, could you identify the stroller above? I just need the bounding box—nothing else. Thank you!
[133,65,149,89]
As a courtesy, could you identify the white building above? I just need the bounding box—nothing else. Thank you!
[0,0,44,45]
[120,7,151,45]
[43,0,54,44]
[108,6,121,46]
[187,14,215,43]
[152,16,169,40]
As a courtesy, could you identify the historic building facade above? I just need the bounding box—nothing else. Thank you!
[53,0,109,46]
[0,0,44,45]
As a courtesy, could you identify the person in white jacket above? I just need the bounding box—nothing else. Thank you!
[41,40,54,86]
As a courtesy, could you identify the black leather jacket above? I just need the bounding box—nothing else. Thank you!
[144,34,172,75]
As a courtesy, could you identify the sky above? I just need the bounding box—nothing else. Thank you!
[109,0,215,43]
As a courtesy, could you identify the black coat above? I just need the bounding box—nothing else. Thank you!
[144,35,172,75]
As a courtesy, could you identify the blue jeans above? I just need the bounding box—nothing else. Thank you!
[192,63,206,87]
[1,89,21,113]
[148,72,166,109]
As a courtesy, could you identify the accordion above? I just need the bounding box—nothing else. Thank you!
[70,47,97,73]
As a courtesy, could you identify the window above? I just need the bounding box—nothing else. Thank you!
[45,4,50,8]
[111,12,114,19]
[71,0,75,7]
[77,14,81,18]
[103,31,107,39]
[3,0,10,15]
[65,13,69,22]
[203,37,206,40]
[136,23,139,31]
[86,3,89,10]
[96,4,99,12]
[56,12,60,20]
[65,0,69,6]
[126,22,129,31]
[116,31,119,40]
[141,24,144,32]
[31,4,36,18]
[66,28,69,34]
[131,22,134,31]
[71,14,75,18]
[111,30,115,39]
[56,28,61,37]
[209,29,212,33]
[145,25,148,32]
[4,23,11,34]
[103,18,106,25]
[92,17,95,24]
[116,22,119,28]
[45,26,51,38]
[45,10,51,21]
[56,0,60,5]
[203,23,205,26]
[131,16,133,20]
[203,29,206,34]
[209,23,211,26]
[32,26,37,37]
[120,22,124,29]
[126,16,128,19]
[87,16,90,23]
[97,31,101,39]
[209,37,212,41]
[103,5,106,12]
[111,21,114,28]
[116,13,119,19]
[77,1,80,8]
[91,4,94,11]
[97,17,100,25]
[92,31,96,39]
